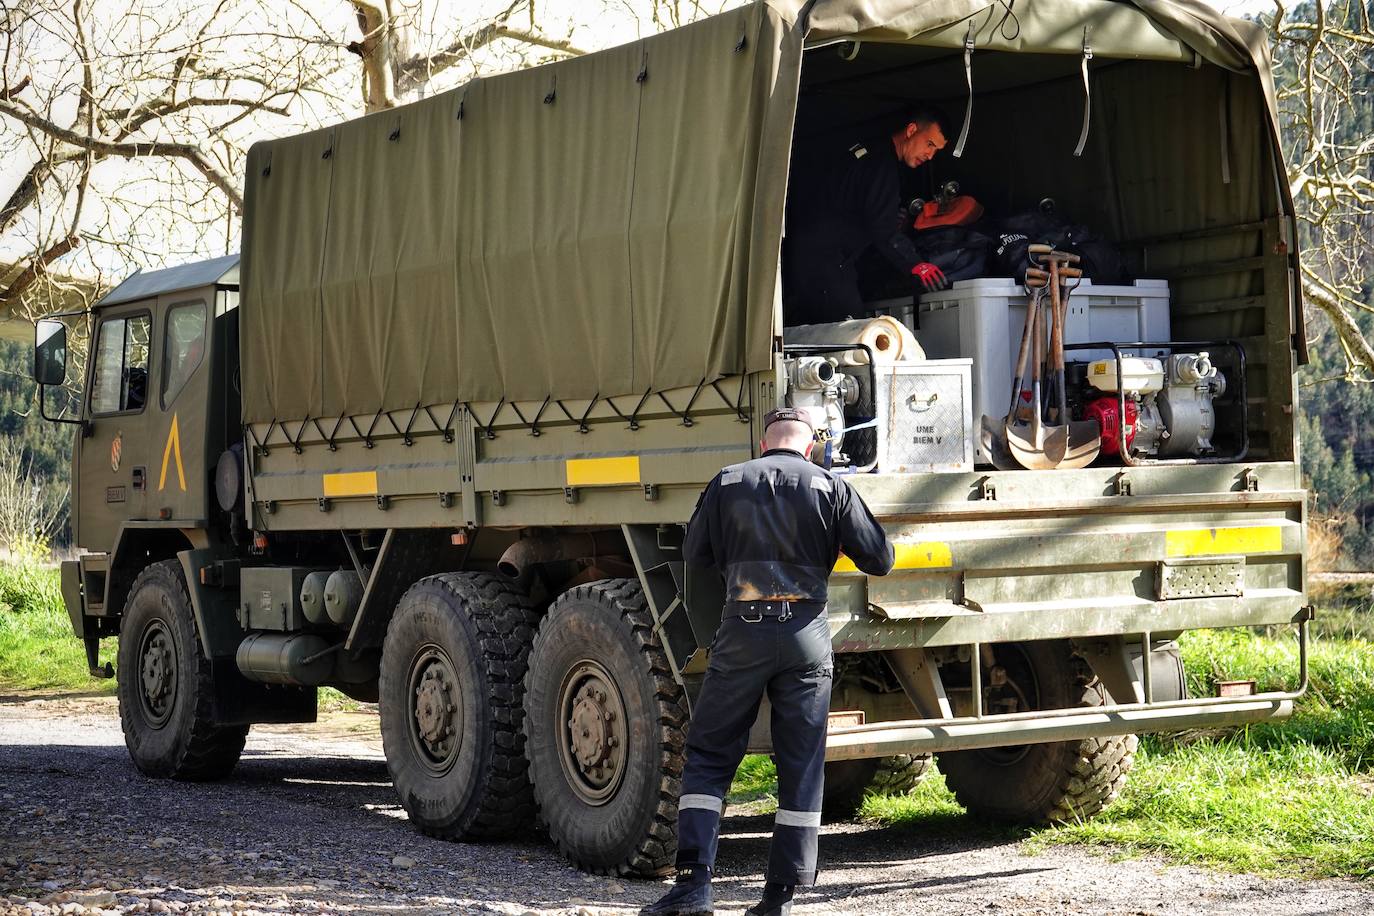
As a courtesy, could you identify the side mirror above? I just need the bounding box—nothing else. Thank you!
[34,319,67,387]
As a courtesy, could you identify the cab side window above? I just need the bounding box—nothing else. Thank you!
[89,314,151,415]
[161,301,207,408]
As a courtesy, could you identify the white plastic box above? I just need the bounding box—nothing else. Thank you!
[870,359,974,474]
[870,278,1170,463]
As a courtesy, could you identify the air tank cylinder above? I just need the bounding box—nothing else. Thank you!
[324,570,365,627]
[299,571,331,625]
[235,633,334,686]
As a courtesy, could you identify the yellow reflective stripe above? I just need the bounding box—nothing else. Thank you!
[834,541,952,573]
[322,471,379,498]
[1165,526,1282,557]
[565,455,641,486]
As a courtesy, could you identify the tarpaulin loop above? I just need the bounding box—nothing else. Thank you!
[658,380,706,428]
[544,74,556,104]
[838,40,861,61]
[261,150,272,177]
[734,28,747,52]
[1074,27,1093,157]
[286,416,310,455]
[510,396,552,437]
[637,49,649,83]
[456,94,466,120]
[710,377,751,423]
[954,22,975,158]
[467,399,504,440]
[388,116,402,142]
[556,395,599,434]
[607,389,652,431]
[401,403,422,446]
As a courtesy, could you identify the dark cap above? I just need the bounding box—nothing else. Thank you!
[763,407,814,431]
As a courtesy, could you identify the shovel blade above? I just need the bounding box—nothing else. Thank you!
[1005,418,1068,470]
[1055,420,1102,470]
[980,415,1021,471]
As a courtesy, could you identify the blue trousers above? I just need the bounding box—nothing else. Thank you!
[675,610,833,885]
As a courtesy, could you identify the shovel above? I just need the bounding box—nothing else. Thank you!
[1043,258,1101,469]
[1006,281,1067,469]
[980,271,1048,469]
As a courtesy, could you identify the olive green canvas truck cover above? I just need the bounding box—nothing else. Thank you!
[240,0,1298,430]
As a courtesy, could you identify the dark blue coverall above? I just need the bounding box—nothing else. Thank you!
[677,448,894,885]
[783,136,924,325]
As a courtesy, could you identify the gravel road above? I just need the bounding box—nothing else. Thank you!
[2,694,1369,916]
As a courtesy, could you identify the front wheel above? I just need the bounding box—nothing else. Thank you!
[523,580,687,875]
[117,560,248,780]
[379,573,538,840]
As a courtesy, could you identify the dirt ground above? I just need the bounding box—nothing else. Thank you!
[2,694,1370,916]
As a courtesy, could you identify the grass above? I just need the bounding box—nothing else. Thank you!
[0,561,116,694]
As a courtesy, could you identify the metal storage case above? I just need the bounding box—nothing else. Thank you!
[871,358,973,474]
[872,278,1170,463]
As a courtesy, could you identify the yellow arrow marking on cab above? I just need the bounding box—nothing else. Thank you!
[834,541,952,573]
[158,413,186,492]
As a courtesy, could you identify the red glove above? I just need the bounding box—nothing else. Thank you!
[911,262,947,292]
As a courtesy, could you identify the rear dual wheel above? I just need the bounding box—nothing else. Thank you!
[379,573,539,839]
[937,640,1138,824]
[523,580,688,875]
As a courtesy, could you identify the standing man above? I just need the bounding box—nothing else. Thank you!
[641,408,895,916]
[783,107,952,325]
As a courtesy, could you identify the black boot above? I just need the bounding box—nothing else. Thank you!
[744,881,794,916]
[639,866,714,916]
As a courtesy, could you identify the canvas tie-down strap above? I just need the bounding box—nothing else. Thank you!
[1074,27,1093,158]
[954,21,975,158]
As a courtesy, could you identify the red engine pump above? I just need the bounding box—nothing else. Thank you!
[1085,397,1139,457]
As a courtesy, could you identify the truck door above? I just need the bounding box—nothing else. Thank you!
[150,297,211,522]
[77,304,154,551]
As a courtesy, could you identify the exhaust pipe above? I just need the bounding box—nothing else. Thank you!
[497,531,625,582]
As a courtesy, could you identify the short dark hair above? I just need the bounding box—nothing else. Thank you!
[892,105,951,138]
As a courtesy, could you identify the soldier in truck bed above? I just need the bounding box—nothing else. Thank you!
[783,106,951,325]
[641,408,894,916]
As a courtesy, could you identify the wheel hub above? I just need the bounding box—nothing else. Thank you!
[137,622,176,727]
[557,662,628,805]
[407,649,464,774]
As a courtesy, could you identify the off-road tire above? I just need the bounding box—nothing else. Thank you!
[937,640,1136,824]
[379,573,538,840]
[117,560,248,780]
[870,753,933,795]
[523,579,687,876]
[822,753,932,820]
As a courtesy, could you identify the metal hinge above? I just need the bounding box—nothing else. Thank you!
[376,494,391,510]
[1241,468,1260,491]
[643,483,658,501]
[316,497,331,512]
[1115,473,1132,496]
[437,491,453,509]
[490,489,505,506]
[979,478,996,501]
[564,487,579,504]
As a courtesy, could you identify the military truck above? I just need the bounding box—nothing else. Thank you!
[33,0,1310,876]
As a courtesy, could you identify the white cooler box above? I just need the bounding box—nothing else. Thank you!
[870,278,1170,463]
[869,359,973,474]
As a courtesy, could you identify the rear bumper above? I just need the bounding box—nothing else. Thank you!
[825,694,1293,759]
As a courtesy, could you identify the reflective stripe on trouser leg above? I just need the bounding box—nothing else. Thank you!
[765,615,833,885]
[677,619,771,870]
